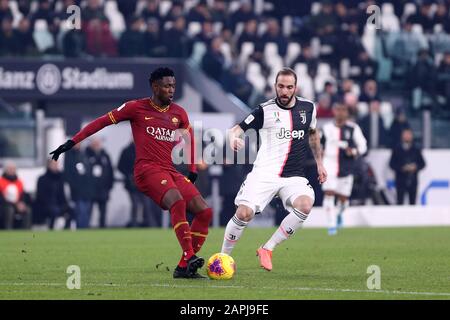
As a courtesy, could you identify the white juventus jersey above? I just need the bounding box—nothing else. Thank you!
[239,96,317,177]
[321,120,367,177]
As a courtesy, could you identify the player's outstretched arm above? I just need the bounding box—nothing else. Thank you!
[309,128,327,184]
[50,113,114,161]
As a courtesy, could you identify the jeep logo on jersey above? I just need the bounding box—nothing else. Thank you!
[146,126,176,142]
[276,128,305,140]
[299,110,307,124]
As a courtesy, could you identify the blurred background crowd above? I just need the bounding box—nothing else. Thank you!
[0,0,448,229]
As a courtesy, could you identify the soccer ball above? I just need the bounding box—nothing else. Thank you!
[206,253,236,280]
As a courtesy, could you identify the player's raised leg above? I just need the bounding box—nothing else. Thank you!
[221,204,254,255]
[259,194,314,271]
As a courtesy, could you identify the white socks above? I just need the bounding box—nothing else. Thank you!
[323,194,337,229]
[221,214,248,255]
[338,199,349,217]
[263,208,309,251]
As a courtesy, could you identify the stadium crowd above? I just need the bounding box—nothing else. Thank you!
[0,0,439,229]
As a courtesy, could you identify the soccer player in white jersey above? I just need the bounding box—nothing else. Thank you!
[220,68,327,271]
[321,102,367,235]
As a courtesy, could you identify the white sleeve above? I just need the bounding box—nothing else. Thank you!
[310,103,317,130]
[353,124,367,156]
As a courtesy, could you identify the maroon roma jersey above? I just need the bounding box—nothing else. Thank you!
[72,98,196,172]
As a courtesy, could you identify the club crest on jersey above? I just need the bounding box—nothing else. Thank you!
[172,117,179,125]
[274,112,281,123]
[299,110,307,124]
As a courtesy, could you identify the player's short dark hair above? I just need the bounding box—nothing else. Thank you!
[149,67,175,85]
[275,67,297,85]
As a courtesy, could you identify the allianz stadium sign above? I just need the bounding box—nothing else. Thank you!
[0,58,183,100]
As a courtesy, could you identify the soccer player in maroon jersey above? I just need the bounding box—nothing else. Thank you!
[50,68,212,279]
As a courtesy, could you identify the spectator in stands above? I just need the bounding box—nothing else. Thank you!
[229,0,256,33]
[64,143,93,229]
[83,0,108,22]
[338,78,356,97]
[433,2,450,33]
[0,161,31,229]
[140,0,161,25]
[85,138,114,228]
[201,36,225,82]
[210,0,228,24]
[194,20,216,47]
[0,0,12,24]
[388,21,428,72]
[389,108,411,149]
[258,18,288,57]
[389,128,426,205]
[117,0,138,22]
[119,16,145,57]
[407,1,434,34]
[358,99,389,149]
[186,0,211,23]
[84,18,117,57]
[143,17,167,57]
[408,49,437,104]
[343,91,359,119]
[62,28,86,58]
[437,51,450,108]
[237,18,258,52]
[350,50,378,84]
[316,93,334,118]
[290,43,319,79]
[359,79,381,103]
[337,21,364,61]
[118,141,160,227]
[34,160,70,230]
[163,16,192,57]
[324,81,339,105]
[221,62,253,104]
[14,18,38,56]
[164,1,184,23]
[0,16,18,56]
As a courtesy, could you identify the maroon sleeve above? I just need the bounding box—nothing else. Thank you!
[72,101,134,144]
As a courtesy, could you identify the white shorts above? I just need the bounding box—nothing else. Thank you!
[322,174,354,197]
[234,171,315,214]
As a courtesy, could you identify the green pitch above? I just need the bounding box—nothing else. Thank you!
[0,227,449,300]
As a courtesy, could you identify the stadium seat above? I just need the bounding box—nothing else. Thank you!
[221,42,233,68]
[282,15,293,37]
[213,22,223,34]
[380,101,394,128]
[188,22,202,37]
[246,62,266,92]
[285,42,301,67]
[190,41,207,66]
[357,102,369,117]
[311,2,321,15]
[340,58,350,79]
[362,24,377,58]
[295,63,314,100]
[184,0,197,13]
[264,42,280,63]
[239,41,254,66]
[412,24,424,35]
[159,0,173,16]
[403,3,417,21]
[33,20,55,52]
[8,0,23,28]
[234,22,245,37]
[314,63,335,93]
[381,3,400,32]
[229,1,242,13]
[104,0,126,37]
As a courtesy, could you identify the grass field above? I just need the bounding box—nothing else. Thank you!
[0,227,449,300]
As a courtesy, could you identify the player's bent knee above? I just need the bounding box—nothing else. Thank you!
[293,196,314,215]
[162,188,184,210]
[235,205,254,222]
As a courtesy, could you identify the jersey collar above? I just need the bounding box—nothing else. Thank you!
[275,97,297,110]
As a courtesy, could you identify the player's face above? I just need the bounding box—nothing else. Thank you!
[275,75,296,106]
[154,76,176,105]
[333,104,348,122]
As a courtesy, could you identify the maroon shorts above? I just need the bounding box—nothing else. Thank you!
[134,164,200,209]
